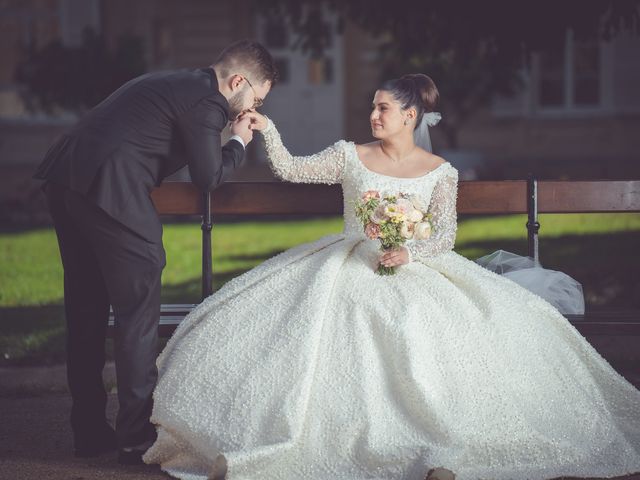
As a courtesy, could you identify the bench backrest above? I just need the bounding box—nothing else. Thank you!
[152,180,640,215]
[150,179,640,299]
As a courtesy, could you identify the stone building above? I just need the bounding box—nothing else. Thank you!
[0,0,639,222]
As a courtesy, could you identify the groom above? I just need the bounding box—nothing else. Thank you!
[33,40,277,464]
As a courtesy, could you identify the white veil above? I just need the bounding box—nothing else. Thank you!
[475,250,585,314]
[413,111,441,153]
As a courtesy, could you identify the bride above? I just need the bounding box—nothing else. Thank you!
[143,74,640,479]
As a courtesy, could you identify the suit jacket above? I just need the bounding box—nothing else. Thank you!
[34,67,244,242]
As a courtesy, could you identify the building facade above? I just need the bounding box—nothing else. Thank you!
[0,0,638,222]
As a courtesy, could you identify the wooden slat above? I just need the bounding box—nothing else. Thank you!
[151,182,201,214]
[106,308,640,337]
[211,182,343,215]
[151,180,640,216]
[107,304,196,337]
[572,322,640,336]
[538,180,640,213]
[567,311,640,336]
[457,181,527,214]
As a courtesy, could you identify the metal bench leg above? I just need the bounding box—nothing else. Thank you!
[526,174,540,265]
[201,191,213,300]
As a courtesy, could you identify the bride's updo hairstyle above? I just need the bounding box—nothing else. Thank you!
[379,74,439,130]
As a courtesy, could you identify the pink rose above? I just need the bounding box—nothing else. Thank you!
[362,190,380,202]
[396,198,413,214]
[364,222,381,239]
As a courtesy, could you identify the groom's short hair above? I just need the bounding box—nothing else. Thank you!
[214,40,279,86]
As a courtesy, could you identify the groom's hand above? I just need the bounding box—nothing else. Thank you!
[230,116,254,145]
[239,110,268,131]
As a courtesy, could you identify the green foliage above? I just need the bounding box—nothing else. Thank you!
[378,222,402,249]
[257,0,640,147]
[354,197,379,225]
[259,1,639,65]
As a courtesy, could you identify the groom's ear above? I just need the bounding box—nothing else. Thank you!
[229,74,244,93]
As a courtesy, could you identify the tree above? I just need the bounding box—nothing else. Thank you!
[15,28,146,115]
[257,0,640,148]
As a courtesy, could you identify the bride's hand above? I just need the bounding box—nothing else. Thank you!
[380,247,410,267]
[239,110,268,131]
[230,115,254,145]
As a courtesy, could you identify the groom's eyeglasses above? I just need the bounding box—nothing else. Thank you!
[243,76,264,108]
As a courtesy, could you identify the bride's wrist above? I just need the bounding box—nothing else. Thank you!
[261,117,274,133]
[404,245,414,263]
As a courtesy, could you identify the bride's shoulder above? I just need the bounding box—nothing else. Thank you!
[354,141,378,157]
[431,155,448,168]
[415,148,450,169]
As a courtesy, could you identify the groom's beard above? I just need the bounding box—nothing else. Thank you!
[227,87,247,120]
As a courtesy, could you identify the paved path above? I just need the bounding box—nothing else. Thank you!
[1,363,639,480]
[0,392,167,479]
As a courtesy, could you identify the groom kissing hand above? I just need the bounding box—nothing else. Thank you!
[33,40,277,465]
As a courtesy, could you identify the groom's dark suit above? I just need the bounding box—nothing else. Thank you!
[34,67,244,450]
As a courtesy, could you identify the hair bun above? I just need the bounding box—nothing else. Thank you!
[401,74,439,112]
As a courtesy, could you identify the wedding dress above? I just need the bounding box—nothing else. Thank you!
[143,120,640,479]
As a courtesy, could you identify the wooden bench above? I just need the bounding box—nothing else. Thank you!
[108,178,640,337]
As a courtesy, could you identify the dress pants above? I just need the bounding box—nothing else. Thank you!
[45,182,165,448]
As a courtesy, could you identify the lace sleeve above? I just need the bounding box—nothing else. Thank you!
[406,166,458,262]
[259,118,346,184]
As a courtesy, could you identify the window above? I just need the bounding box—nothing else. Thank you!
[573,40,600,106]
[308,57,333,85]
[535,29,605,112]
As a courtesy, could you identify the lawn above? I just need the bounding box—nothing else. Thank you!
[1,213,639,365]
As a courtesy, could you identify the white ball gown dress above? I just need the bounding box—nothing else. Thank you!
[143,120,640,479]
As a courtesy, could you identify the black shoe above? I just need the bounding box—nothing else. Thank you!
[117,448,146,465]
[74,424,117,458]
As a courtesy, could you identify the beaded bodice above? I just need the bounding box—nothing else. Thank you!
[260,119,459,261]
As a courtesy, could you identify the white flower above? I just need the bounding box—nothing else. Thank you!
[410,195,429,212]
[414,221,432,240]
[400,221,414,239]
[396,198,414,214]
[407,209,423,223]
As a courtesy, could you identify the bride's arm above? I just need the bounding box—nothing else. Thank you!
[258,117,346,184]
[406,168,459,262]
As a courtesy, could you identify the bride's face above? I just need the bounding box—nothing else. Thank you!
[370,90,407,140]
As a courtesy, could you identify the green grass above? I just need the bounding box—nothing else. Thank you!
[0,217,344,307]
[1,213,639,365]
[160,217,344,304]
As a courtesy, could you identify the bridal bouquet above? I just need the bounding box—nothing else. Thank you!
[355,190,433,275]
